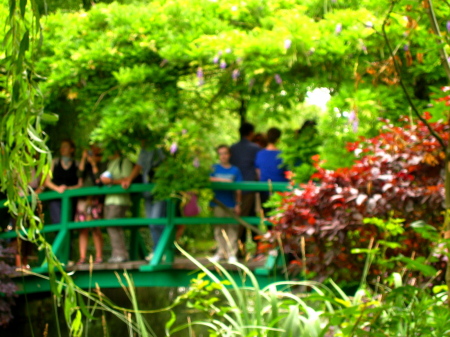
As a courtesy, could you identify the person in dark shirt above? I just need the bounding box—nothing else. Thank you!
[255,127,288,215]
[229,122,261,251]
[45,139,82,224]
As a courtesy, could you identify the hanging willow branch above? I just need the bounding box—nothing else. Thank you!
[2,0,92,333]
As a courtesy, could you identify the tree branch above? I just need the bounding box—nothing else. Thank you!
[381,1,445,149]
[425,0,450,81]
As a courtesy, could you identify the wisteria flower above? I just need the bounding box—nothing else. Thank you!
[197,67,204,79]
[352,120,359,133]
[348,110,356,122]
[447,21,450,32]
[284,39,292,49]
[170,142,178,154]
[403,44,409,51]
[213,56,219,64]
[274,74,282,85]
[335,23,342,34]
[220,60,227,69]
[232,69,240,80]
[193,157,200,168]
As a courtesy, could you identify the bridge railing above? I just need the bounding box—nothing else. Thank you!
[0,182,291,274]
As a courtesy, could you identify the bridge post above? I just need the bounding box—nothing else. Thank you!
[140,198,176,271]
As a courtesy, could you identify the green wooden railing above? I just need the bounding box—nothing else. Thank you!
[0,182,290,276]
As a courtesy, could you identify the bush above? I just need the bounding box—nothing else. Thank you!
[269,116,448,283]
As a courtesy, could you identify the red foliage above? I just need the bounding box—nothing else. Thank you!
[270,117,448,282]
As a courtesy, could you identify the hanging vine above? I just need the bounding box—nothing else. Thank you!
[2,1,87,334]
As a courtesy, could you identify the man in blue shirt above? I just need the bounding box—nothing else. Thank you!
[230,122,261,250]
[210,145,243,263]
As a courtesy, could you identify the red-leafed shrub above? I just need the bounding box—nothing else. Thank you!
[270,117,448,283]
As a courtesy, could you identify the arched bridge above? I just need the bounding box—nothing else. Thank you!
[0,182,291,294]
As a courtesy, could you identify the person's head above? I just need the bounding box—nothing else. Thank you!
[251,133,268,148]
[267,127,282,144]
[60,139,75,158]
[297,120,317,137]
[90,144,103,162]
[239,122,255,139]
[216,144,231,165]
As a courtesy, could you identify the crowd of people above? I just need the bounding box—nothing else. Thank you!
[9,122,290,267]
[210,122,289,263]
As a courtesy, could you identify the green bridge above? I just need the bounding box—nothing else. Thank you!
[0,182,291,294]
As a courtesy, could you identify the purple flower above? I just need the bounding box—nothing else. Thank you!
[232,69,240,80]
[170,142,178,154]
[335,23,342,34]
[284,39,292,49]
[196,67,204,78]
[274,74,282,85]
[348,110,356,122]
[193,157,200,168]
[220,60,227,69]
[352,120,359,133]
[403,44,409,51]
[361,44,367,53]
[213,56,219,64]
[447,21,450,32]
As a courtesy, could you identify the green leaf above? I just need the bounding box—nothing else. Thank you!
[41,112,59,124]
[20,0,27,17]
[394,256,437,277]
[19,30,30,56]
[165,311,177,336]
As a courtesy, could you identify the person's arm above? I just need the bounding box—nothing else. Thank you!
[121,163,142,189]
[234,190,241,215]
[210,176,232,182]
[78,150,88,172]
[67,177,83,190]
[234,168,243,215]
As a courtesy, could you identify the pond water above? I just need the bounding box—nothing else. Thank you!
[3,287,210,337]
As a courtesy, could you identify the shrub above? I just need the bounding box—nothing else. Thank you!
[269,116,448,283]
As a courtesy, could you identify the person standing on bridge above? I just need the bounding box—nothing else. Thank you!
[100,148,133,263]
[122,139,166,261]
[75,144,107,265]
[229,122,261,254]
[210,145,243,263]
[45,139,82,224]
[255,127,289,215]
